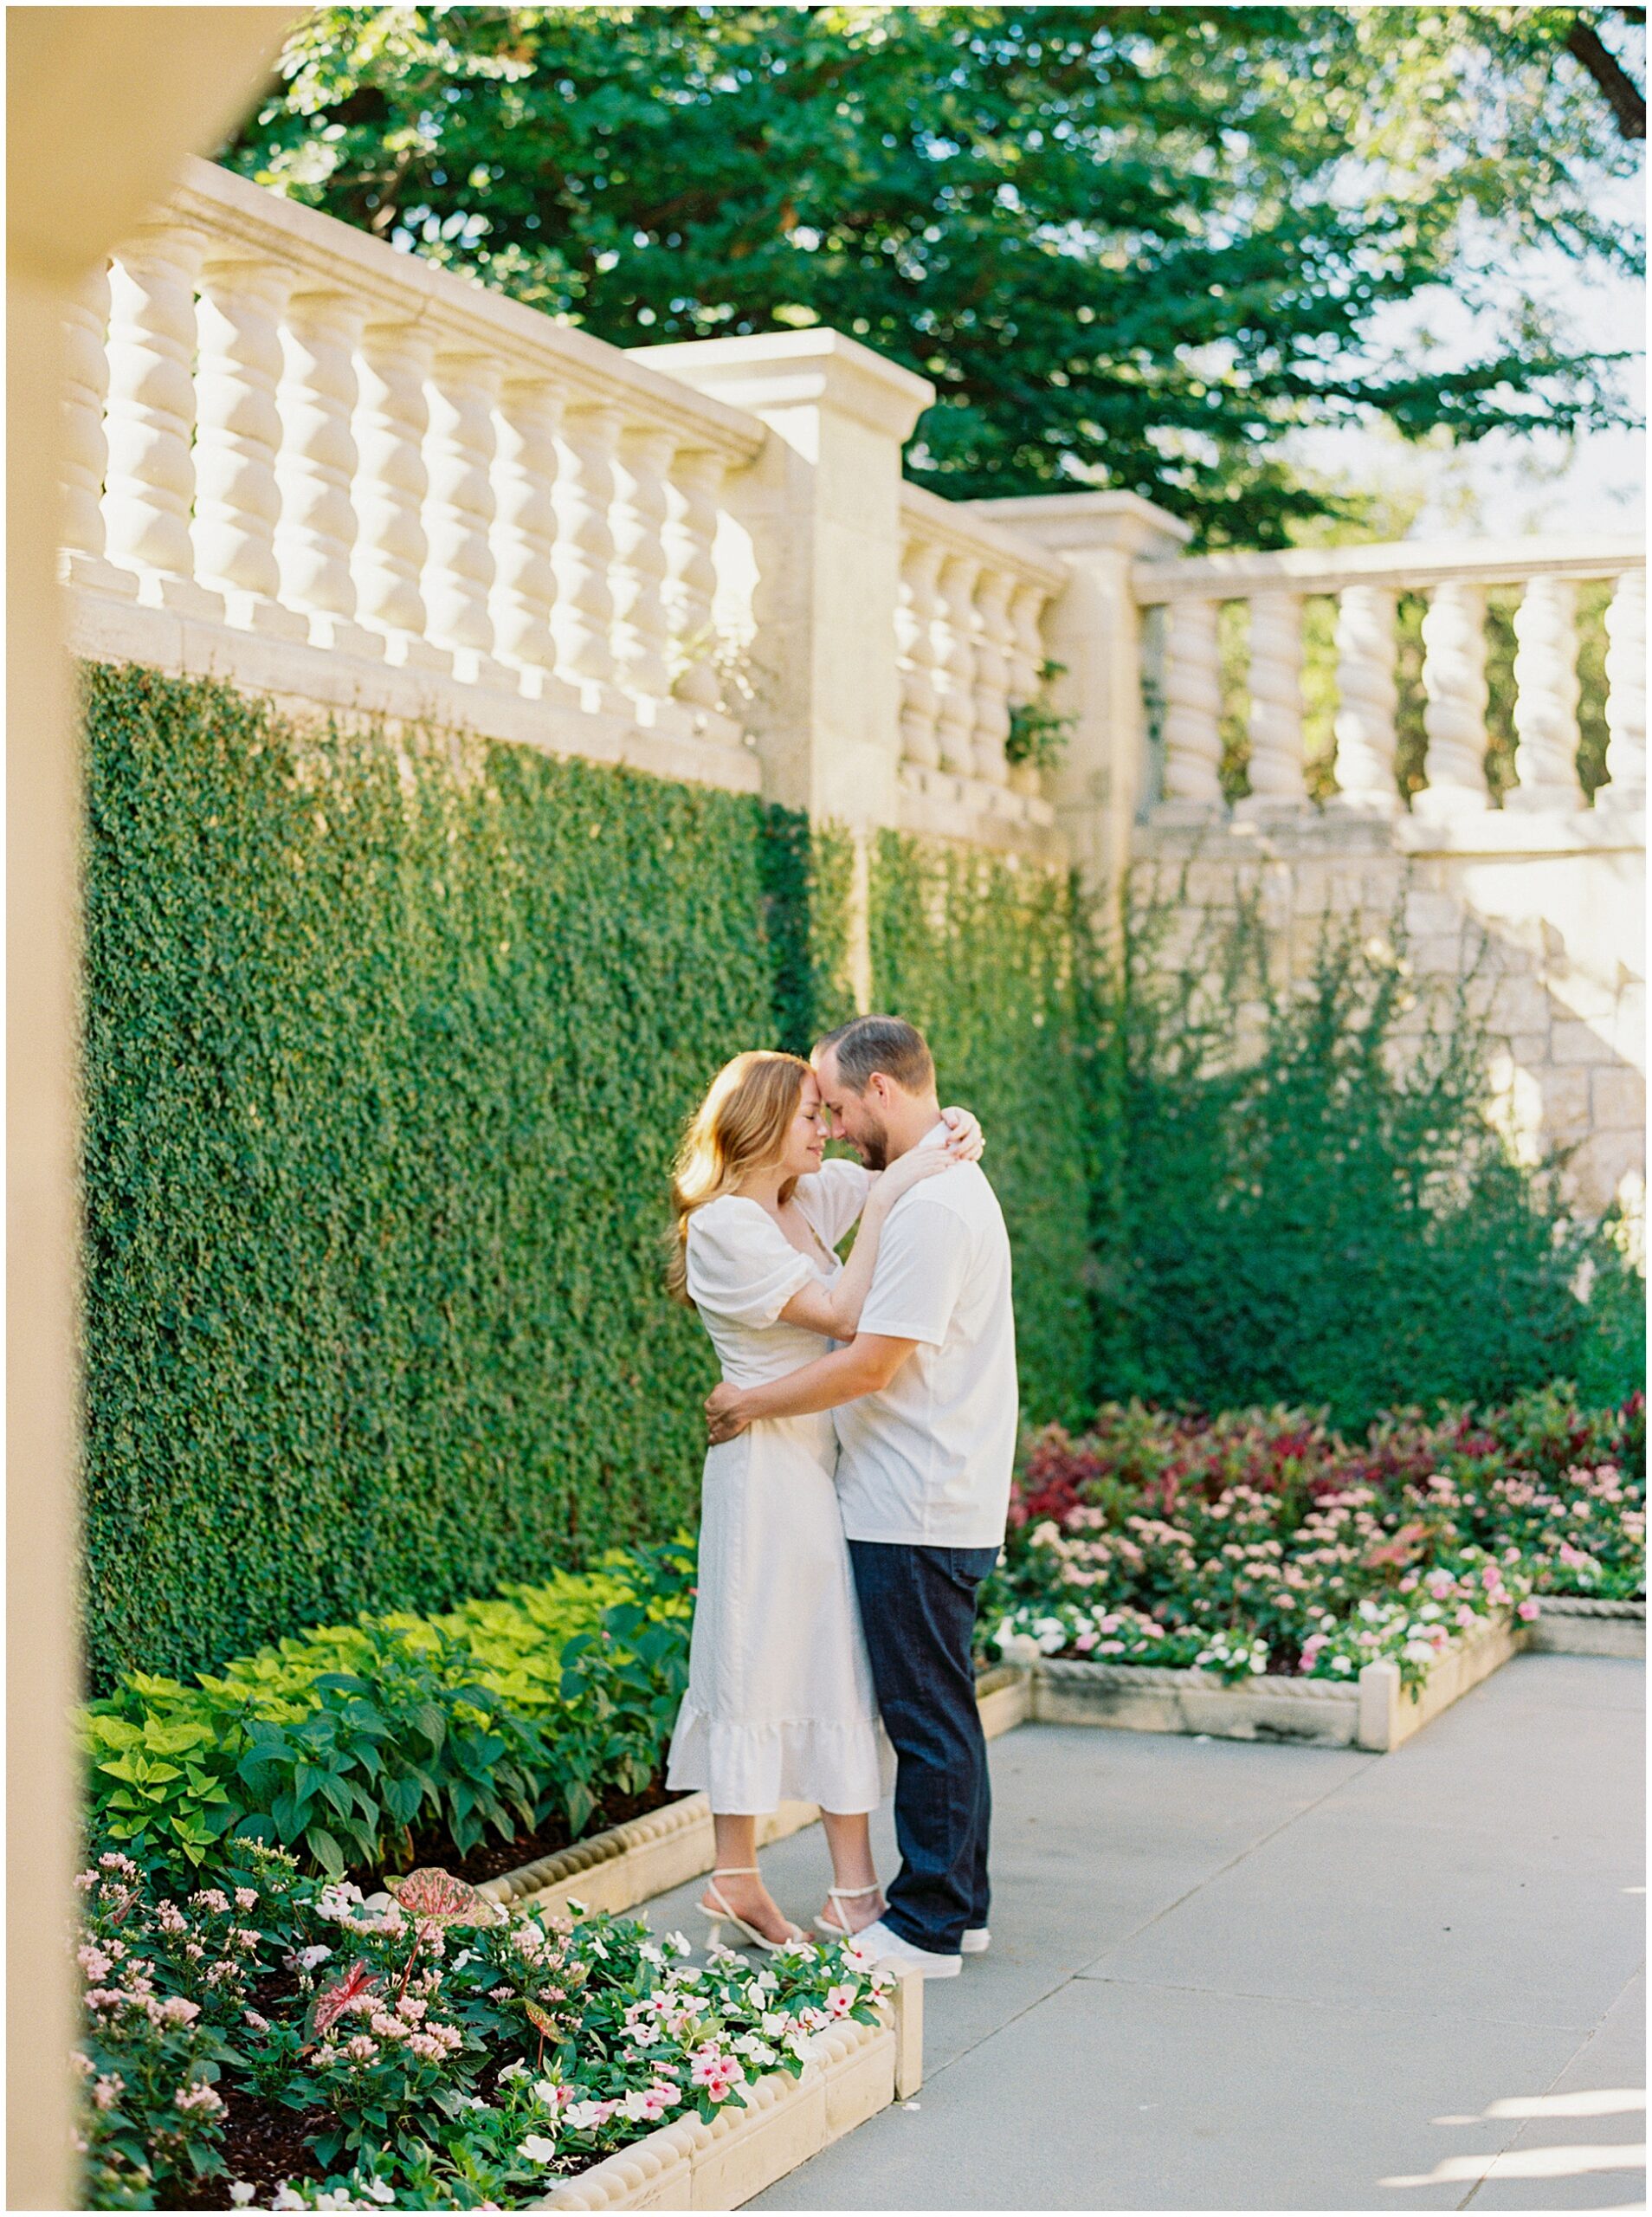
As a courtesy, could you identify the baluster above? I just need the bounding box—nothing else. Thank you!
[1417,580,1489,814]
[932,553,980,776]
[896,537,944,768]
[423,347,510,684]
[552,399,622,708]
[611,423,679,720]
[491,376,574,701]
[1240,591,1307,808]
[1509,572,1584,807]
[1331,585,1399,810]
[663,446,726,714]
[1601,568,1646,805]
[61,263,134,598]
[1006,581,1050,797]
[1159,596,1224,811]
[274,288,379,656]
[353,320,448,671]
[971,569,1014,785]
[104,223,221,615]
[193,252,305,637]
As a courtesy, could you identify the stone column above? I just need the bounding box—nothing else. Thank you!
[633,330,932,832]
[975,491,1193,890]
[1508,572,1584,809]
[104,221,223,616]
[664,445,728,715]
[353,318,449,671]
[1416,579,1490,819]
[491,376,574,701]
[1330,584,1399,811]
[193,249,305,637]
[274,286,381,656]
[1240,590,1307,813]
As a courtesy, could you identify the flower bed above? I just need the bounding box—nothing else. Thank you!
[74,1845,892,2212]
[983,1386,1644,1693]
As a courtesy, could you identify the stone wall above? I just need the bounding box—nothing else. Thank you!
[1133,808,1645,1225]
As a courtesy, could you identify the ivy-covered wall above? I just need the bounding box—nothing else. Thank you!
[83,668,1087,1688]
[868,831,1093,1425]
[81,664,860,1688]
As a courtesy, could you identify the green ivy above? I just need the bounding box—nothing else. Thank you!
[81,664,849,1689]
[867,831,1093,1425]
[1085,889,1645,1426]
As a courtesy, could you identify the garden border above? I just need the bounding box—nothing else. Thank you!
[1525,1595,1645,1658]
[1016,1610,1531,1752]
[531,1981,921,2213]
[481,1669,1031,1917]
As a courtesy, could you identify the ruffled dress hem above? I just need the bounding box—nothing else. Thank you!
[665,1701,887,1817]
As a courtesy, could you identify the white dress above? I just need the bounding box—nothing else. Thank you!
[666,1159,885,1815]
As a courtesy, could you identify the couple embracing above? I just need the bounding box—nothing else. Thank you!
[662,1013,1016,1981]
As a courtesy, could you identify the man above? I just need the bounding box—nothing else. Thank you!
[705,1013,1016,1979]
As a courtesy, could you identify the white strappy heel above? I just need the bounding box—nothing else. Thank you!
[813,1881,883,1941]
[700,1866,805,1953]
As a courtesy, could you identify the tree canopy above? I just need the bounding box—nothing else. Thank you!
[227,5,1646,545]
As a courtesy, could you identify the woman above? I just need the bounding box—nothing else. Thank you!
[665,1050,982,1949]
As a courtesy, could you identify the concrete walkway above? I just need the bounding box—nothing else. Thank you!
[641,1653,1644,2210]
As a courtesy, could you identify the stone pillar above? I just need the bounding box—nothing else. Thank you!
[969,491,1192,892]
[632,330,933,831]
[7,17,300,2207]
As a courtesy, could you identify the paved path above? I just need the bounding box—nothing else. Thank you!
[640,1653,1644,2210]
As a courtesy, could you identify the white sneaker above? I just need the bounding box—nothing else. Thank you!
[844,1918,961,1980]
[961,1926,991,1955]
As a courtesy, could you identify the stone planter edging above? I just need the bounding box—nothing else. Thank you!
[1018,1608,1530,1752]
[1525,1595,1645,1658]
[483,1671,1027,1916]
[530,1979,921,2213]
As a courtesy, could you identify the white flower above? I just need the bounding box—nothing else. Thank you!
[519,2134,558,2165]
[666,1930,694,1957]
[498,2059,530,2084]
[271,2190,307,2212]
[365,2185,396,2207]
[532,2078,561,2107]
[229,2188,256,2207]
[288,1944,332,1973]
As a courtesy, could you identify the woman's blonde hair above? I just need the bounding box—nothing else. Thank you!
[667,1050,811,1303]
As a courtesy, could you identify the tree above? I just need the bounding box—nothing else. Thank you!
[226,5,1645,545]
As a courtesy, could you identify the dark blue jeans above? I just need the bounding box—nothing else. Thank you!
[847,1539,999,1955]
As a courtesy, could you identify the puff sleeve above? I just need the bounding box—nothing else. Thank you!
[686,1197,815,1326]
[792,1157,874,1251]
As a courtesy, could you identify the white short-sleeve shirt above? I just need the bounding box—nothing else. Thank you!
[832,1133,1018,1548]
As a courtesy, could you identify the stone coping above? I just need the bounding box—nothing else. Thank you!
[1526,1594,1645,1658]
[482,1668,1029,1917]
[531,1980,920,2212]
[1016,1609,1530,1753]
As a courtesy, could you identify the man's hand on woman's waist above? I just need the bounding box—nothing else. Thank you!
[705,1334,918,1444]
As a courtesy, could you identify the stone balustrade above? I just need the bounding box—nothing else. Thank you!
[62,156,767,792]
[1133,538,1646,821]
[894,485,1067,844]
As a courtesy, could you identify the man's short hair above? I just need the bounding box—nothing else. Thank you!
[816,1013,935,1095]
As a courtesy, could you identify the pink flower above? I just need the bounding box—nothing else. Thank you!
[825,1983,858,2018]
[1517,1597,1540,1621]
[159,1996,200,2025]
[689,2046,746,2102]
[173,2082,224,2117]
[1456,1606,1478,1627]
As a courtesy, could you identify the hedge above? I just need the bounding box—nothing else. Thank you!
[868,830,1093,1425]
[81,666,1087,1686]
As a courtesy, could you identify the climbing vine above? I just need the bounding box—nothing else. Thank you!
[81,664,851,1687]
